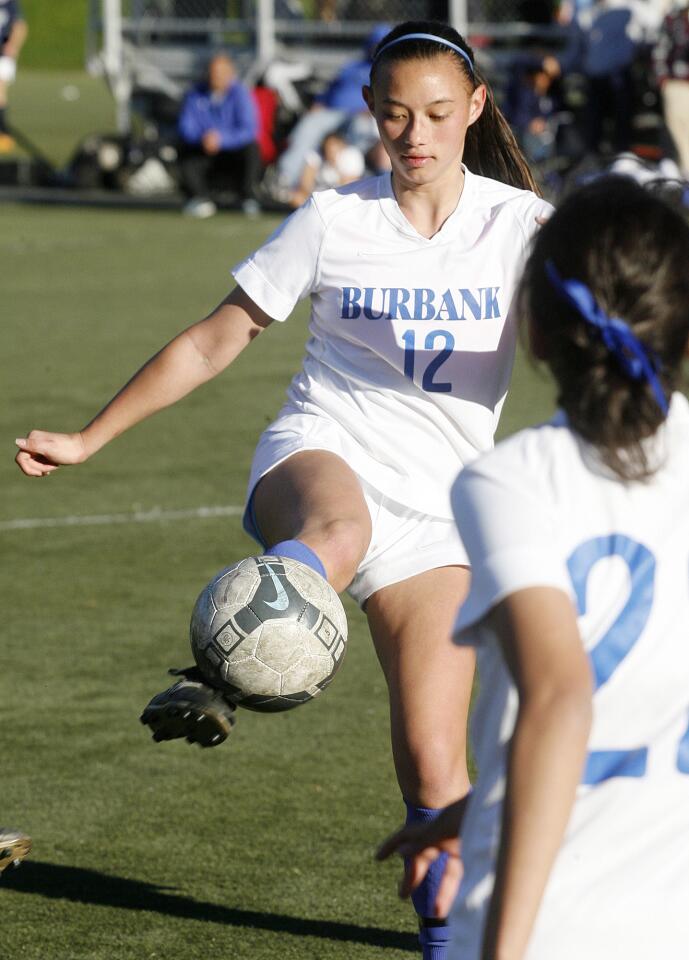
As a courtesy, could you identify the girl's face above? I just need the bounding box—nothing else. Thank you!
[364,54,485,192]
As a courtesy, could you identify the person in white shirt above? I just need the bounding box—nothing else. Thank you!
[378,175,689,960]
[288,130,366,207]
[0,0,27,153]
[14,21,550,958]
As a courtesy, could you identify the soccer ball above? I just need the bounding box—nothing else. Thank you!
[190,555,348,712]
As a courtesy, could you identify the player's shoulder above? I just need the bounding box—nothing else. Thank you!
[464,393,689,495]
[308,174,386,225]
[466,168,553,234]
[460,412,576,493]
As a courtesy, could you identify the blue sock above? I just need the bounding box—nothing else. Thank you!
[267,539,327,580]
[405,802,452,960]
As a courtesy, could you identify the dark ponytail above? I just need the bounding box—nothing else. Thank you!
[370,20,539,194]
[463,68,538,193]
[519,177,689,482]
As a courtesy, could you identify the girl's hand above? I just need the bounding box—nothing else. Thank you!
[15,431,88,477]
[376,799,467,917]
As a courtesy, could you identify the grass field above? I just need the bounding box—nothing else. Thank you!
[10,71,116,167]
[18,1,90,71]
[1,72,556,960]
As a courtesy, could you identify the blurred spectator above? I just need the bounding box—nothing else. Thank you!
[288,131,365,207]
[275,23,390,190]
[177,52,261,218]
[576,0,657,154]
[0,0,28,153]
[608,149,682,182]
[505,4,588,172]
[653,3,689,176]
[542,0,587,78]
[504,62,560,164]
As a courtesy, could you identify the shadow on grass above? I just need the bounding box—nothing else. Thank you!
[3,861,417,952]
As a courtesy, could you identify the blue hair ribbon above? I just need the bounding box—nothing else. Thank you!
[545,259,668,415]
[372,32,474,76]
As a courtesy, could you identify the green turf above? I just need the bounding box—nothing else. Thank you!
[1,203,415,959]
[1,199,556,959]
[19,1,90,71]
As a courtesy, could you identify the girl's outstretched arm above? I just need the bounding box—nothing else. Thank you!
[482,587,592,960]
[15,286,272,477]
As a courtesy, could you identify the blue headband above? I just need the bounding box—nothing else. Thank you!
[372,32,474,76]
[545,260,668,415]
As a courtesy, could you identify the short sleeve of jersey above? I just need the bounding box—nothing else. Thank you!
[231,197,325,322]
[516,193,553,248]
[451,440,573,638]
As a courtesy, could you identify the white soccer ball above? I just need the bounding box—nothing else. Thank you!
[190,555,348,712]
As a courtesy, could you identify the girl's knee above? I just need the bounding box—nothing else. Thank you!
[302,516,370,589]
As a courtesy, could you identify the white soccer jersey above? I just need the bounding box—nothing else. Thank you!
[449,394,689,960]
[232,168,551,517]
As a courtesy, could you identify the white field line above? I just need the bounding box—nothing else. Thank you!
[0,505,244,532]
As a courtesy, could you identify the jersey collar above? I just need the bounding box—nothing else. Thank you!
[377,164,480,245]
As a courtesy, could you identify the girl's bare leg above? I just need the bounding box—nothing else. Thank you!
[251,450,372,592]
[366,566,474,957]
[366,566,473,806]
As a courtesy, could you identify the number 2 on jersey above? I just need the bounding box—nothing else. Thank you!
[568,534,689,784]
[402,329,455,393]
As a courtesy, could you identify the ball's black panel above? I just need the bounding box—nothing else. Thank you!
[300,601,321,630]
[239,689,314,713]
[232,600,268,636]
[227,557,309,631]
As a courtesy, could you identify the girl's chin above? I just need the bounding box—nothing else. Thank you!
[394,161,433,178]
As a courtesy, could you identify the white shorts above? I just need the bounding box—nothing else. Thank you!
[243,412,469,606]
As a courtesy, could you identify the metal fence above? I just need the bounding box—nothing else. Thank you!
[88,0,560,131]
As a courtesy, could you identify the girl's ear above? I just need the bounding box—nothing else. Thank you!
[362,85,375,114]
[468,84,487,126]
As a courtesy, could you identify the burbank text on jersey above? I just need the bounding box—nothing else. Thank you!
[340,286,502,321]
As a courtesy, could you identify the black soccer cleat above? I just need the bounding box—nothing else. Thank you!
[0,828,32,875]
[140,667,237,748]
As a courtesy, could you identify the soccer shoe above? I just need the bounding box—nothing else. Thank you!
[241,197,261,217]
[0,828,32,875]
[140,667,237,748]
[182,197,217,219]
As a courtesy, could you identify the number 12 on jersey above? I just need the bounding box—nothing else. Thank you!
[402,329,455,393]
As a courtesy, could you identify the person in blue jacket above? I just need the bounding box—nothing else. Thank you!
[178,52,261,217]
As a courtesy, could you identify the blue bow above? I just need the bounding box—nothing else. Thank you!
[545,260,669,415]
